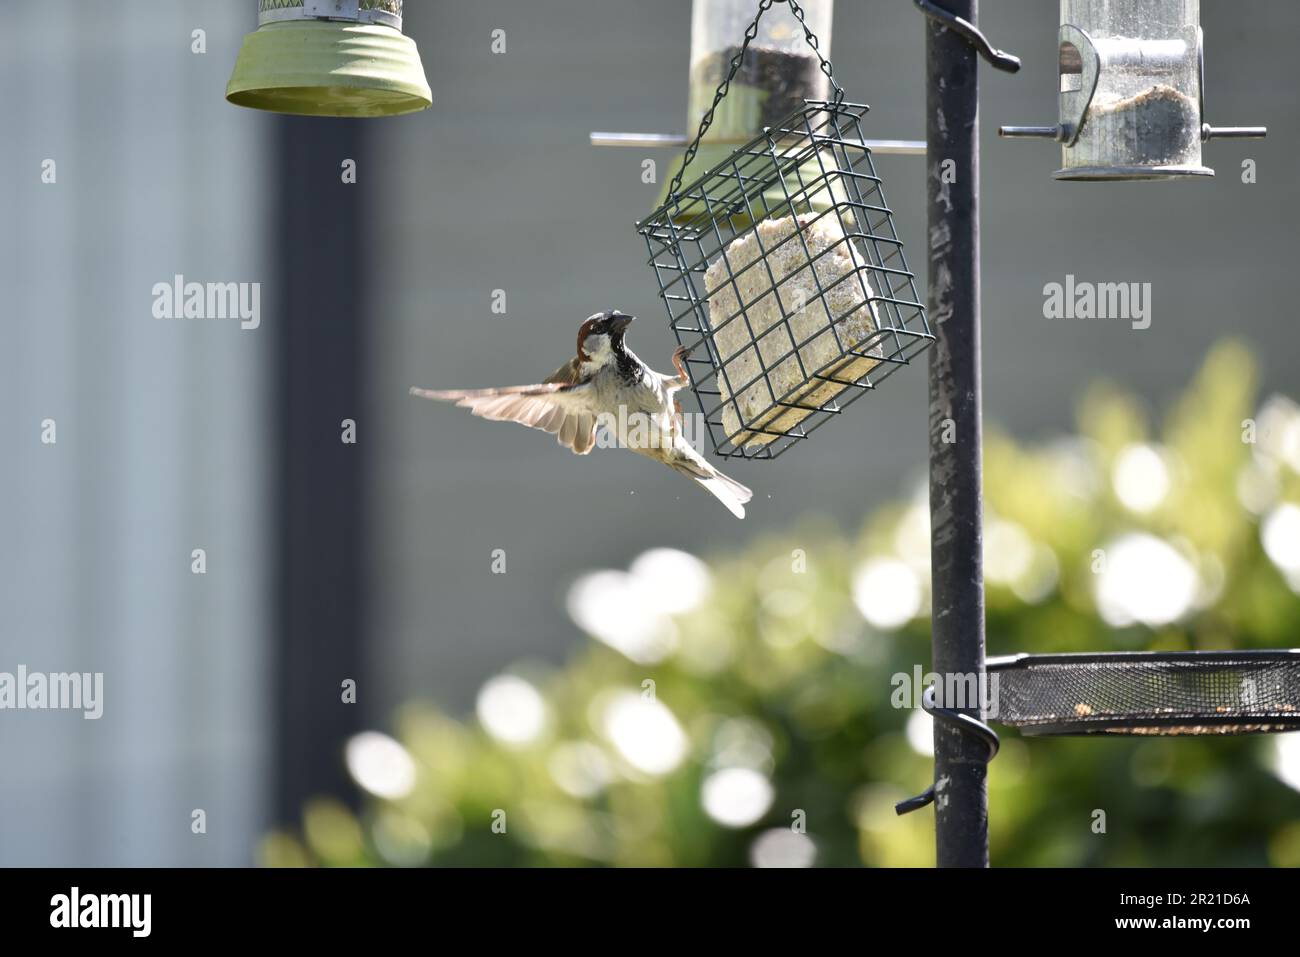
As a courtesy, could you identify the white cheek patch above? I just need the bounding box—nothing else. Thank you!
[583,333,612,361]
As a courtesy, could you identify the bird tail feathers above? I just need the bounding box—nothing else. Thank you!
[674,460,752,519]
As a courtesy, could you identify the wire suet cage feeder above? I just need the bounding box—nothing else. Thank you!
[227,0,432,118]
[636,1,930,461]
[999,0,1265,179]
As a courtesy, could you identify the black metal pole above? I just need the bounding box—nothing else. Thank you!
[925,0,989,867]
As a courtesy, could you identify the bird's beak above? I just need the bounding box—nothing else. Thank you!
[610,314,634,334]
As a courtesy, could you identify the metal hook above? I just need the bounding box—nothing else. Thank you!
[895,684,1000,815]
[913,0,1021,74]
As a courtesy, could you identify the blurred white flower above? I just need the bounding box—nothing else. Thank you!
[984,518,1035,585]
[1262,504,1300,593]
[701,767,774,828]
[566,570,677,664]
[1256,395,1300,473]
[1262,503,1300,575]
[629,548,711,615]
[566,548,710,664]
[1272,733,1300,793]
[852,558,923,630]
[1112,444,1171,513]
[893,503,932,572]
[1095,533,1198,627]
[602,692,687,776]
[905,709,934,757]
[476,674,548,747]
[750,828,817,868]
[1236,461,1280,515]
[345,732,417,800]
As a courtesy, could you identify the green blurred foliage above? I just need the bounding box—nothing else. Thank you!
[267,342,1300,867]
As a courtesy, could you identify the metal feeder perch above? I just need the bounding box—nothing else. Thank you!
[635,1,931,460]
[999,0,1265,180]
[227,0,432,118]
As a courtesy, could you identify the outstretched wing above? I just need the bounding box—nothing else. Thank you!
[410,357,600,455]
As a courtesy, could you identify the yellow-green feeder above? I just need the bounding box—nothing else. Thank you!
[227,0,431,118]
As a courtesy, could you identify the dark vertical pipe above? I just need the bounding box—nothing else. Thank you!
[925,1,989,867]
[274,116,370,827]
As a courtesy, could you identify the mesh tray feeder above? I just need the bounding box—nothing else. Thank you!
[897,650,1300,815]
[989,650,1300,736]
[638,0,931,461]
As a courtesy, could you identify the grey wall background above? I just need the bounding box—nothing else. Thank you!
[375,0,1298,716]
[0,2,270,865]
[0,0,1294,866]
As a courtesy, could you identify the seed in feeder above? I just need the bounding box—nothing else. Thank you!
[1084,83,1199,168]
[689,46,828,138]
[1074,703,1093,717]
[705,212,883,450]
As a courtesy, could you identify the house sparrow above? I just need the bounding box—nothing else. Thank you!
[410,311,754,518]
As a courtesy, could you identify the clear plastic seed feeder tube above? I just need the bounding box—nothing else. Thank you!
[1065,0,1205,178]
[999,0,1265,179]
[688,0,832,140]
[658,0,835,214]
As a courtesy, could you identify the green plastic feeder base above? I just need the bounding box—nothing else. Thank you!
[226,21,431,118]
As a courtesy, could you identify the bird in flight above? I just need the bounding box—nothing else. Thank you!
[410,311,753,518]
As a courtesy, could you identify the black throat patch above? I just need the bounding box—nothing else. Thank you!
[613,347,643,386]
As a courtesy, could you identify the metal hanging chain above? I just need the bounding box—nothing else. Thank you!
[894,684,1000,815]
[665,0,846,201]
